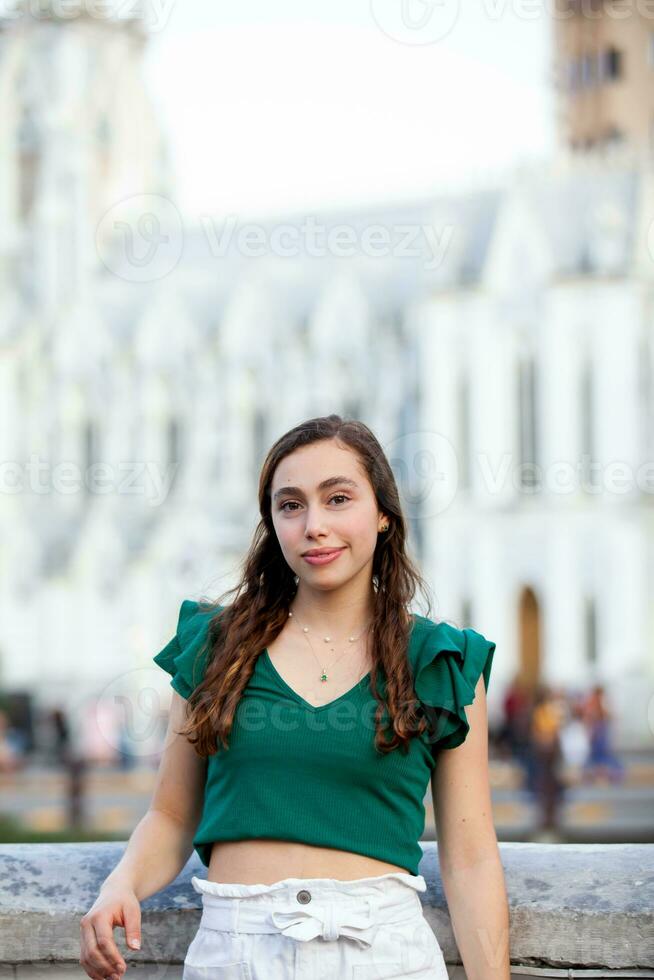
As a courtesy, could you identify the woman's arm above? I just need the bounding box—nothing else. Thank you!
[80,692,208,978]
[431,675,511,980]
[100,690,207,901]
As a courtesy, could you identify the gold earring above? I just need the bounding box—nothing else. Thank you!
[379,523,389,532]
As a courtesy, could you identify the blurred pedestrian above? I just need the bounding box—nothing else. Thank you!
[51,707,71,765]
[501,673,534,791]
[0,709,20,773]
[581,684,625,785]
[49,704,88,828]
[559,694,590,785]
[529,684,566,836]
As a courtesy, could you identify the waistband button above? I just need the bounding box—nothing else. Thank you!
[296,889,311,904]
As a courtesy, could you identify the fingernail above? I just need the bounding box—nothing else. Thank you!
[129,939,140,949]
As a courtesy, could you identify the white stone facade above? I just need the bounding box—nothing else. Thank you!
[0,8,652,747]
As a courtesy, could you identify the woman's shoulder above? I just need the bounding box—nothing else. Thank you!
[153,598,226,699]
[409,613,495,671]
[408,613,497,751]
[409,613,478,653]
[177,599,225,628]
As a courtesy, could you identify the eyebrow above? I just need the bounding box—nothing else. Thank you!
[272,476,359,502]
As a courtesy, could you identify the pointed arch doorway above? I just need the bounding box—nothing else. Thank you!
[518,586,541,691]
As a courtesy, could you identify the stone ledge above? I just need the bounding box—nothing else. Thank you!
[0,842,653,972]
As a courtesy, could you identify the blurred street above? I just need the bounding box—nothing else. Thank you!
[1,752,652,844]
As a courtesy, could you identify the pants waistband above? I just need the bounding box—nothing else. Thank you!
[191,872,426,948]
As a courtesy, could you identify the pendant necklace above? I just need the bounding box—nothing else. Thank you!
[288,609,371,683]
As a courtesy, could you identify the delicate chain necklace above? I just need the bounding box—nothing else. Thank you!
[288,608,371,683]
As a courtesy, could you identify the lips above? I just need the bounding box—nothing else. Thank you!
[303,548,343,557]
[302,547,345,566]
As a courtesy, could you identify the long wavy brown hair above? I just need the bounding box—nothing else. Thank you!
[176,414,435,757]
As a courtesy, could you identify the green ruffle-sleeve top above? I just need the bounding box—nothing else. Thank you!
[153,599,495,877]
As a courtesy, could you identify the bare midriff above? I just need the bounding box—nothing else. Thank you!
[207,839,410,885]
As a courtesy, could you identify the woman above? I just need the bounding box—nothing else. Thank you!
[80,415,510,979]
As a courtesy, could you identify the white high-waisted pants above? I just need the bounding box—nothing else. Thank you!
[183,870,449,980]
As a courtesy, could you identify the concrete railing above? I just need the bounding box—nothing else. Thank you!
[0,842,653,978]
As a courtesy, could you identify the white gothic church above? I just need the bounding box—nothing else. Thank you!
[0,5,652,747]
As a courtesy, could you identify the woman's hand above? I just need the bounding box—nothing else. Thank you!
[79,883,141,980]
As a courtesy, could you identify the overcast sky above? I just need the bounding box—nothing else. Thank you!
[143,0,555,220]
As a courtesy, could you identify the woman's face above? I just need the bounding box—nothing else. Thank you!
[270,440,387,592]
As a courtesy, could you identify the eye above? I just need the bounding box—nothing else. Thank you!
[279,493,350,512]
[329,493,350,505]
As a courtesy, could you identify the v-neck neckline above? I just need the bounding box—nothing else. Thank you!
[260,615,419,713]
[262,648,373,713]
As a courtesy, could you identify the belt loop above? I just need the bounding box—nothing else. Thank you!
[232,897,240,935]
[367,893,381,921]
[323,902,337,941]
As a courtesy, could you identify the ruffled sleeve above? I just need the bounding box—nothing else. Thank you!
[411,618,496,752]
[153,599,221,700]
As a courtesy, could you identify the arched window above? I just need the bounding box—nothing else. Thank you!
[518,355,538,492]
[83,419,102,497]
[600,46,622,82]
[567,58,580,92]
[583,595,598,666]
[580,356,595,493]
[457,370,472,492]
[167,417,183,492]
[253,409,266,474]
[17,105,39,221]
[580,52,596,87]
[460,597,473,629]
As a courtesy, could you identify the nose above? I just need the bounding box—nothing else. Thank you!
[303,507,329,539]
